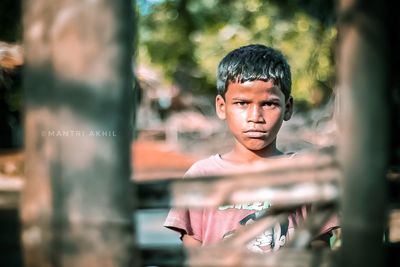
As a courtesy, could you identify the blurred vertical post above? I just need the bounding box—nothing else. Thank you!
[337,0,389,266]
[20,0,137,266]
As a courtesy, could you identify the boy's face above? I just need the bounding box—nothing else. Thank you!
[216,80,293,155]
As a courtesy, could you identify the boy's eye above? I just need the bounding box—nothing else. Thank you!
[234,101,248,107]
[262,102,279,108]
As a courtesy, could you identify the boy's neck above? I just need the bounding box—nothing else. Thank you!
[222,140,283,164]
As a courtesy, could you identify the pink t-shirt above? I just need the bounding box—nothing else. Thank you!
[164,154,338,252]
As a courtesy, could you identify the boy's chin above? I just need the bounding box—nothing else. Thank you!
[243,140,273,152]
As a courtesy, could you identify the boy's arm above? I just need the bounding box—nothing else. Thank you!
[182,234,202,247]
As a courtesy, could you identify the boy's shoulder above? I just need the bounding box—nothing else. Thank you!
[184,151,299,178]
[184,152,299,178]
[184,154,236,178]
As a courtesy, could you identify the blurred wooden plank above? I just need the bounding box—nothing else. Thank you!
[337,0,389,266]
[20,0,137,266]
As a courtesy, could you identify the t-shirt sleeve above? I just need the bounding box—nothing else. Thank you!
[164,207,203,242]
[320,213,340,234]
[163,161,207,242]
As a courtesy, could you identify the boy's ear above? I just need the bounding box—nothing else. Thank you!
[215,95,226,120]
[284,96,293,121]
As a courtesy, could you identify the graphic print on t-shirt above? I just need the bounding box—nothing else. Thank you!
[218,201,271,211]
[220,202,289,253]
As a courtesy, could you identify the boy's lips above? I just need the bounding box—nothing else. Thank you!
[243,130,267,138]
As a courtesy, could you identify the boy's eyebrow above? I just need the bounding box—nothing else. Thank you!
[231,96,282,102]
[232,96,250,100]
[264,97,282,102]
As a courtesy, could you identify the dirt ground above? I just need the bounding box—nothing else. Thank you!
[132,139,199,181]
[0,138,199,182]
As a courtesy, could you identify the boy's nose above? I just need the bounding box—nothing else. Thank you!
[247,105,264,122]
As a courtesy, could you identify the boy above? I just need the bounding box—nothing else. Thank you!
[164,44,336,251]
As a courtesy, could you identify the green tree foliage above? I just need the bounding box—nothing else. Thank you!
[138,0,337,108]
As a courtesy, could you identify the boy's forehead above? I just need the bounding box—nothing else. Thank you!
[226,80,284,96]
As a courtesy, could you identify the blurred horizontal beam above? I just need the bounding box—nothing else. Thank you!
[0,176,23,209]
[0,42,23,69]
[140,246,336,267]
[135,147,341,209]
[185,246,335,267]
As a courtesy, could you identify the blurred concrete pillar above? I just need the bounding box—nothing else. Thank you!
[20,0,137,266]
[337,0,389,266]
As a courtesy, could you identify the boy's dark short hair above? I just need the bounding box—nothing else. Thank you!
[216,44,292,100]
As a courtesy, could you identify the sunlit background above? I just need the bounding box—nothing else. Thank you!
[133,0,339,180]
[137,0,337,107]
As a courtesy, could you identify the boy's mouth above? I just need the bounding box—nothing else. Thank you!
[243,130,267,138]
